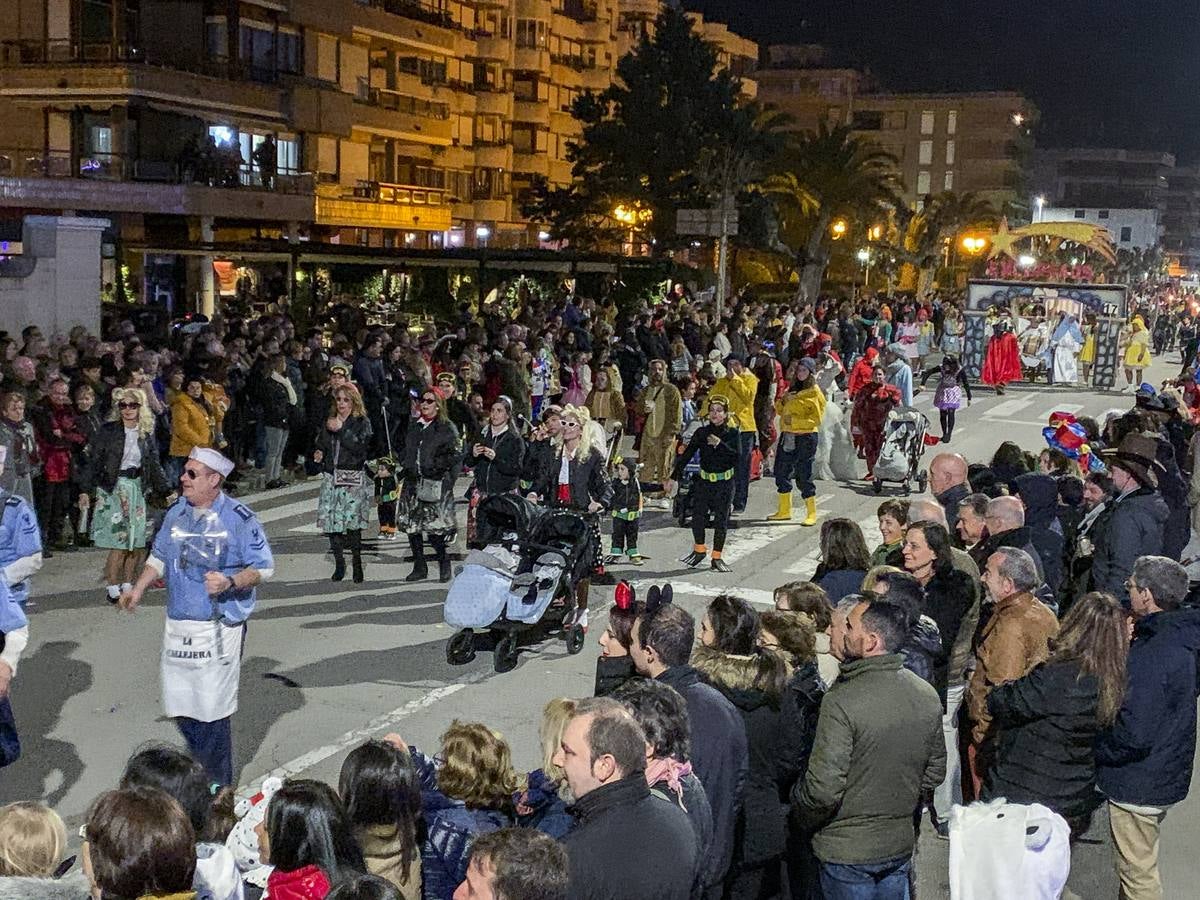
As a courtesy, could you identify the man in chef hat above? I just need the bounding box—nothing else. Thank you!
[121,446,274,785]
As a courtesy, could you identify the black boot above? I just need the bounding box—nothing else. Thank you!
[329,533,345,582]
[432,536,452,583]
[406,533,428,582]
[349,529,364,583]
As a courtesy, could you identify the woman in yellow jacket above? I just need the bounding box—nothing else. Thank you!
[769,356,826,525]
[167,374,214,482]
[1122,314,1152,390]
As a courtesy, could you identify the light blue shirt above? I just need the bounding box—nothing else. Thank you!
[0,563,25,636]
[151,492,273,625]
[0,493,41,607]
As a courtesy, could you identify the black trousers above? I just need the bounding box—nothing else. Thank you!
[36,479,72,544]
[611,518,640,553]
[691,479,733,551]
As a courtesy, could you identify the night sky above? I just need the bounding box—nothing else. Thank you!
[683,1,1200,160]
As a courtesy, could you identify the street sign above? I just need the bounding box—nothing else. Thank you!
[676,207,739,237]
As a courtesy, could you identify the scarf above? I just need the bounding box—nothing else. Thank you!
[270,370,297,406]
[645,757,694,808]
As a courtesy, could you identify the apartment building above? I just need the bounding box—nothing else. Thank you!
[756,44,1036,214]
[0,0,755,312]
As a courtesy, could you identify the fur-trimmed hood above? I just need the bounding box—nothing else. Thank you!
[690,645,779,711]
[0,872,91,900]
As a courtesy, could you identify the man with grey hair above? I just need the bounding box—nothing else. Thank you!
[969,496,1044,579]
[1096,555,1200,900]
[962,547,1059,800]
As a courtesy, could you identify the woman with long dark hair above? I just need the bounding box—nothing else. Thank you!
[693,595,790,899]
[339,741,422,898]
[466,396,524,547]
[257,779,365,899]
[314,385,374,583]
[593,581,643,696]
[397,386,462,584]
[983,592,1128,837]
[811,517,871,603]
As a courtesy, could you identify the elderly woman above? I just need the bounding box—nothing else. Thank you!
[0,392,39,504]
[80,387,173,605]
[398,386,462,584]
[314,384,374,584]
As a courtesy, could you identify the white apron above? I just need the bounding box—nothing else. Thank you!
[161,617,243,722]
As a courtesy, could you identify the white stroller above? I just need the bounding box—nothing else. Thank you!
[872,409,931,496]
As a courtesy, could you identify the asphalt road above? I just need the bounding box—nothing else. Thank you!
[3,358,1196,898]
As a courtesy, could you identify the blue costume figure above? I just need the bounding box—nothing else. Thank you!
[122,448,273,786]
[0,488,43,609]
[0,567,27,767]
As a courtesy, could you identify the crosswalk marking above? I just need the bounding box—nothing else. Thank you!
[982,395,1039,419]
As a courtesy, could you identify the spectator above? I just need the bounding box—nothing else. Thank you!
[868,568,942,688]
[339,740,422,898]
[261,354,297,489]
[774,580,838,687]
[983,591,1128,838]
[1092,434,1169,606]
[168,374,214,485]
[257,779,365,900]
[402,722,516,900]
[593,584,642,697]
[1096,556,1200,900]
[83,787,197,900]
[0,392,39,504]
[811,518,871,603]
[32,378,84,551]
[870,499,909,568]
[452,828,567,900]
[0,801,88,897]
[964,548,1060,801]
[629,596,746,893]
[330,874,403,900]
[1014,472,1067,595]
[513,698,575,839]
[929,452,971,539]
[955,492,990,552]
[553,697,699,900]
[793,597,945,900]
[970,496,1046,587]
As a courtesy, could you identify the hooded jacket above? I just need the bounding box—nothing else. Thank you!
[1090,487,1169,606]
[0,873,91,900]
[691,645,789,870]
[1014,473,1066,594]
[1096,608,1200,807]
[656,664,747,889]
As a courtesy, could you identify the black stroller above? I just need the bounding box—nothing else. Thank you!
[444,494,594,672]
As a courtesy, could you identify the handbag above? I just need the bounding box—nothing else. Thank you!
[415,440,443,503]
[331,435,364,488]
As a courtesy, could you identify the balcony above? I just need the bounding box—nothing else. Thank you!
[352,90,453,144]
[314,180,452,231]
[0,149,315,222]
[513,150,549,178]
[513,99,551,127]
[473,144,511,169]
[475,90,512,117]
[514,47,552,71]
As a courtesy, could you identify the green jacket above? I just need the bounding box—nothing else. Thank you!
[793,653,946,864]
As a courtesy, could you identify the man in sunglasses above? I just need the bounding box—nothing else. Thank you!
[119,446,274,786]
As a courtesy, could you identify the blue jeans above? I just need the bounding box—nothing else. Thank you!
[819,856,912,900]
[775,432,818,498]
[734,431,755,510]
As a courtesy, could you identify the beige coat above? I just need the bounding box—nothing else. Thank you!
[357,823,421,900]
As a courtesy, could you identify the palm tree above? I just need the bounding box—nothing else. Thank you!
[767,122,903,302]
[897,191,998,294]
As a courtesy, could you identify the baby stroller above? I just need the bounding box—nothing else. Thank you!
[670,419,704,527]
[443,493,594,672]
[872,409,930,496]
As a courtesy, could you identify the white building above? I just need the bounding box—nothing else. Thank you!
[1040,206,1162,251]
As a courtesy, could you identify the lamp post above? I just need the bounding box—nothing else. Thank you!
[1035,195,1045,224]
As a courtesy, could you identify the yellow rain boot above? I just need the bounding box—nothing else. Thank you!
[767,493,793,521]
[801,496,818,526]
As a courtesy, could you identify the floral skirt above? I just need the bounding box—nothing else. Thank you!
[397,482,457,538]
[91,476,148,551]
[317,472,373,534]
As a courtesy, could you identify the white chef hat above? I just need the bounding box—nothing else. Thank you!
[188,447,235,478]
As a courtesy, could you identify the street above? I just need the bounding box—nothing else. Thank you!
[3,360,1196,897]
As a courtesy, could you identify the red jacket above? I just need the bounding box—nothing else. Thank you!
[266,865,331,900]
[847,348,880,399]
[35,402,84,483]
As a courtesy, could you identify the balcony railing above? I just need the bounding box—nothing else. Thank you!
[357,0,456,29]
[365,87,450,120]
[350,180,448,206]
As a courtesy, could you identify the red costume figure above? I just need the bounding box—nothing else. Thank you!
[851,368,902,477]
[982,318,1022,394]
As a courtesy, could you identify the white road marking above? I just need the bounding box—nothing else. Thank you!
[256,499,323,525]
[982,395,1039,419]
[237,479,320,506]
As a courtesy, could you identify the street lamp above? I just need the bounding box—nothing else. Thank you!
[831,219,848,239]
[961,236,987,254]
[475,224,491,246]
[857,248,872,292]
[1035,195,1045,223]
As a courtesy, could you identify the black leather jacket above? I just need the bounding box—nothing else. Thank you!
[314,415,373,473]
[80,421,170,496]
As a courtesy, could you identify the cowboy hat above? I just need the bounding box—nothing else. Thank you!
[1100,432,1164,488]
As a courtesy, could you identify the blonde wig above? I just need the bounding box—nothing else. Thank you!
[559,404,601,461]
[109,386,156,436]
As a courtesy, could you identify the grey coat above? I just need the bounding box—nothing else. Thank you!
[0,873,91,900]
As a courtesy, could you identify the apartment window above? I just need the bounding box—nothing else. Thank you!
[917,170,931,195]
[277,29,300,74]
[945,140,955,165]
[240,22,276,77]
[920,110,935,134]
[1074,209,1085,218]
[1120,226,1133,242]
[884,111,907,130]
[944,171,954,191]
[947,110,957,135]
[1099,209,1110,219]
[516,19,548,49]
[82,0,115,43]
[512,125,546,153]
[851,110,883,131]
[513,73,542,101]
[474,116,505,145]
[919,141,933,166]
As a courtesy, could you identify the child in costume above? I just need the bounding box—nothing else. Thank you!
[373,454,400,540]
[607,454,643,565]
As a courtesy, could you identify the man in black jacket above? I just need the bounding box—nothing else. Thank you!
[555,698,698,900]
[929,452,970,542]
[630,602,747,896]
[1093,434,1169,607]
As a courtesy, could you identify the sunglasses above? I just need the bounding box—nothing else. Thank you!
[420,397,437,404]
[181,468,206,480]
[563,420,581,428]
[117,401,141,410]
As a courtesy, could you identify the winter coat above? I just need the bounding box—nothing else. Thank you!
[814,566,866,604]
[0,417,39,489]
[515,768,574,839]
[657,664,747,890]
[1096,608,1200,807]
[400,419,461,488]
[652,769,713,873]
[0,873,91,900]
[1153,436,1191,561]
[265,865,331,900]
[33,401,84,483]
[169,393,213,458]
[563,772,699,900]
[776,660,825,800]
[412,747,511,900]
[691,646,789,871]
[357,824,421,899]
[793,653,946,865]
[314,415,373,474]
[936,482,971,543]
[901,614,942,688]
[1014,473,1066,594]
[983,659,1105,820]
[593,653,637,697]
[533,447,612,512]
[969,526,1045,581]
[469,425,524,496]
[259,377,293,430]
[79,421,170,497]
[352,354,387,407]
[922,565,977,702]
[1090,487,1169,606]
[966,592,1060,746]
[445,397,478,447]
